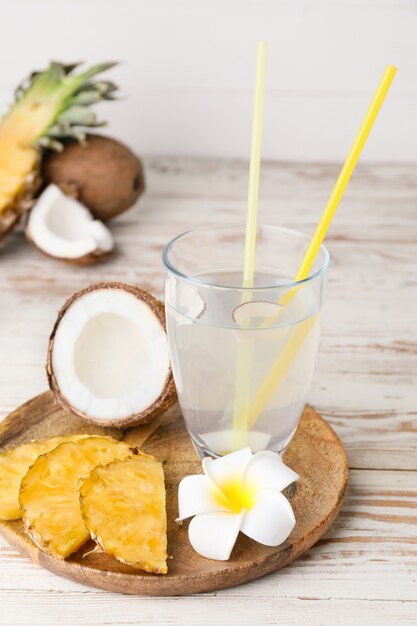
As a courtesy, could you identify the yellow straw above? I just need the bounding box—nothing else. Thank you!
[231,42,267,450]
[248,63,397,428]
[249,315,318,424]
[260,63,398,327]
[294,64,397,284]
[243,41,267,289]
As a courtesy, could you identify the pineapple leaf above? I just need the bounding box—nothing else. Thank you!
[46,121,87,144]
[78,61,118,81]
[4,60,118,150]
[58,106,97,126]
[66,62,118,95]
[46,121,72,136]
[30,62,67,95]
[60,62,82,75]
[48,62,66,83]
[75,80,118,95]
[67,130,87,144]
[14,71,41,101]
[69,91,104,106]
[35,136,64,152]
[93,81,118,94]
[53,129,87,143]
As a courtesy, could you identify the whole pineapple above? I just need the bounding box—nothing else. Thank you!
[0,61,118,239]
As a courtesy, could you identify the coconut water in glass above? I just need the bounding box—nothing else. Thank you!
[163,225,328,459]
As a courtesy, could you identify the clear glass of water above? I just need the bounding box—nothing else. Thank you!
[163,225,329,459]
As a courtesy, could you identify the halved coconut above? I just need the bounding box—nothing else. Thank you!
[47,282,177,428]
[232,300,283,329]
[26,184,113,264]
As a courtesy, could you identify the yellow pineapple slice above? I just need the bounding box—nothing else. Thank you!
[0,434,88,521]
[19,437,131,559]
[80,454,167,574]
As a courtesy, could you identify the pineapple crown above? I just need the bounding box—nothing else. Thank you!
[14,61,119,151]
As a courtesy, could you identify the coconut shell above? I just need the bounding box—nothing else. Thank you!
[24,218,113,266]
[42,135,145,221]
[47,282,177,429]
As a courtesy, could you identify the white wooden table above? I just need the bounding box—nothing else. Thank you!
[0,158,416,625]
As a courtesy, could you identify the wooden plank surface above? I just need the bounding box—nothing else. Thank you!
[0,158,416,624]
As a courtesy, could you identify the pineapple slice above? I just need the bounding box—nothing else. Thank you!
[19,437,131,559]
[0,434,88,521]
[80,454,167,574]
[0,61,118,238]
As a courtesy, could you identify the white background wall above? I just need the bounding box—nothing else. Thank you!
[0,0,416,162]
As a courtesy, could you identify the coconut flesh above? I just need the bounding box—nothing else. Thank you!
[26,184,113,262]
[48,283,175,427]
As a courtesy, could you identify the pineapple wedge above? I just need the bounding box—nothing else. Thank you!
[80,454,167,574]
[0,61,118,239]
[0,434,88,521]
[19,437,131,559]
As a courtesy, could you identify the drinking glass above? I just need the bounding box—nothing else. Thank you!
[163,225,329,459]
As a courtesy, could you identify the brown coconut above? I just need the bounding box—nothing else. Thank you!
[47,282,176,428]
[42,135,145,221]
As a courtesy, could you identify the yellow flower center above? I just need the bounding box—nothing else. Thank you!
[213,479,257,513]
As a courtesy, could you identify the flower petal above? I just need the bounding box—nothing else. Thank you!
[243,450,299,494]
[176,474,229,522]
[241,489,295,546]
[188,511,243,560]
[202,447,252,490]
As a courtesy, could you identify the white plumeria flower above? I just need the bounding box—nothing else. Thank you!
[176,447,299,561]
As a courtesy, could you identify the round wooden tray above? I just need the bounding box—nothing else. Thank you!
[0,392,348,595]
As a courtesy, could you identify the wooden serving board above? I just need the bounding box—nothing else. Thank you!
[0,391,348,596]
